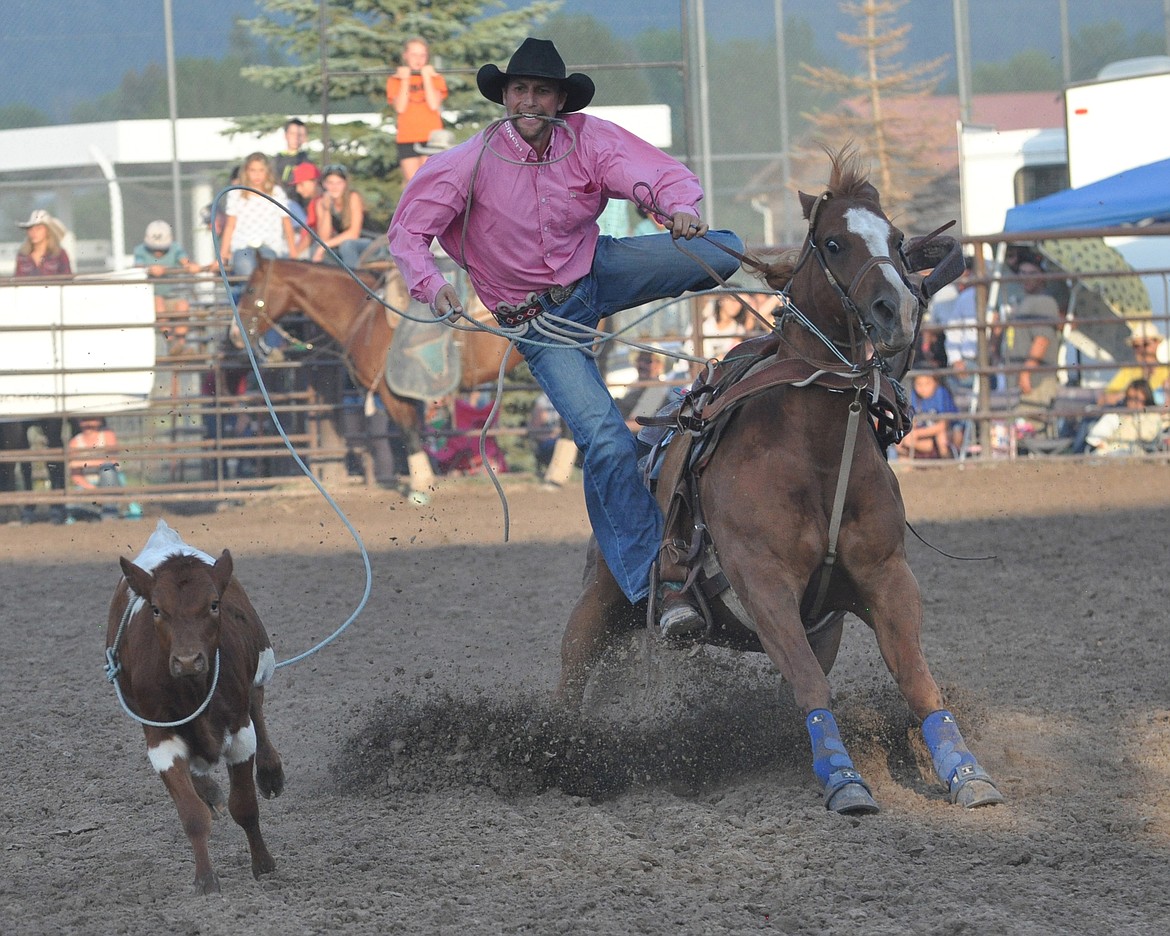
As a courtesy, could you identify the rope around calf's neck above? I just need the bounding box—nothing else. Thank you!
[105,593,223,728]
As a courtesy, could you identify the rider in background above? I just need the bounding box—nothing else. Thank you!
[388,37,743,638]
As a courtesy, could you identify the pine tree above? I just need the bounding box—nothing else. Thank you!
[797,0,946,229]
[232,0,561,225]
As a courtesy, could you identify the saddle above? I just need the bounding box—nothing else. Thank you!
[639,336,911,647]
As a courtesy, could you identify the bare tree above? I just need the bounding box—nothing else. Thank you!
[797,0,948,228]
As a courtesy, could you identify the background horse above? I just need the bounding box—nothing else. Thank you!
[556,147,1001,815]
[236,257,522,501]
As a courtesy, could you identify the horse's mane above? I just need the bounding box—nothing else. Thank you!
[750,144,877,291]
[824,144,876,204]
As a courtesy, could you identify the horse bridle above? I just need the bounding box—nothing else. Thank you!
[237,261,314,353]
[784,190,922,364]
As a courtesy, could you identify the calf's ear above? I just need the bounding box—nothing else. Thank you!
[211,549,234,595]
[119,557,154,601]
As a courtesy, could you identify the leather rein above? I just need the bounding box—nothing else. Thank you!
[674,190,921,622]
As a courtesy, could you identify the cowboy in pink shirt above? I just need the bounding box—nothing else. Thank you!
[388,38,743,637]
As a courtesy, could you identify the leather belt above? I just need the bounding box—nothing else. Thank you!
[493,279,581,327]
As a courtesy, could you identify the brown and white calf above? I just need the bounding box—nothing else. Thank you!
[106,520,284,894]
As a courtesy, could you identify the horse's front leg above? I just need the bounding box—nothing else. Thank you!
[861,559,1004,808]
[401,424,435,505]
[749,586,880,815]
[378,388,435,504]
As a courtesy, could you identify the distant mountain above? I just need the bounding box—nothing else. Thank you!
[1,1,261,122]
[1,0,1159,124]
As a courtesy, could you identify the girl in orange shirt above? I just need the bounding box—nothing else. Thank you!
[386,37,448,182]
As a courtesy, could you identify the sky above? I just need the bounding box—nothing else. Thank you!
[2,1,1165,123]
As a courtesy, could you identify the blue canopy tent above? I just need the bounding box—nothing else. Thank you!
[1001,158,1170,371]
[1004,158,1170,231]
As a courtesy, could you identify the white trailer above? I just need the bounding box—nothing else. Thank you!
[1064,58,1170,189]
[958,57,1170,237]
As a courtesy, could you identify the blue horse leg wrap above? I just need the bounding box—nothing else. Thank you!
[807,709,868,801]
[922,709,992,800]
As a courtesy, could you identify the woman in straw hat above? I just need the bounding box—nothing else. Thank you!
[8,208,71,523]
[14,209,72,277]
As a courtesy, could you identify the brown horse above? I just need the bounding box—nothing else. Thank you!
[236,257,521,500]
[556,147,1002,814]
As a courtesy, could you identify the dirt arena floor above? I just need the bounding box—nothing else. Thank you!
[2,458,1169,935]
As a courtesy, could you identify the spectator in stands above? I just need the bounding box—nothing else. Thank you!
[913,312,949,371]
[12,208,70,522]
[219,152,297,280]
[271,118,311,205]
[527,392,562,474]
[311,164,372,268]
[15,209,71,277]
[1099,321,1168,407]
[1002,259,1062,413]
[424,394,507,475]
[133,220,204,354]
[67,416,140,519]
[387,37,448,183]
[743,293,781,335]
[632,205,665,237]
[700,293,746,359]
[895,371,959,460]
[928,257,981,384]
[288,162,322,258]
[618,351,672,429]
[1084,378,1164,455]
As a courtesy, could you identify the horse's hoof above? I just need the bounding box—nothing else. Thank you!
[826,782,880,816]
[407,489,431,506]
[954,778,1005,809]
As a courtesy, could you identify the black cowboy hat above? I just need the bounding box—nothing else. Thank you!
[476,38,595,114]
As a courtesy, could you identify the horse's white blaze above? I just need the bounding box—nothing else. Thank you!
[148,736,189,774]
[843,207,916,329]
[224,721,258,765]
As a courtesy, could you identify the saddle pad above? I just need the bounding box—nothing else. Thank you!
[386,305,462,400]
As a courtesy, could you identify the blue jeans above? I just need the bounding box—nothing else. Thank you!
[231,247,289,348]
[231,245,279,279]
[338,238,373,269]
[517,230,743,604]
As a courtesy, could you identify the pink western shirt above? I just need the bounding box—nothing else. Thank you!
[387,112,705,312]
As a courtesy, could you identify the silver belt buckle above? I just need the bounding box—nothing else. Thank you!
[546,280,576,305]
